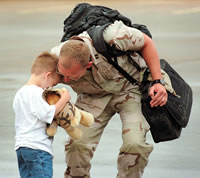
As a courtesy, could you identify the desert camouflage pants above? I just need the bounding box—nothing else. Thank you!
[64,93,153,178]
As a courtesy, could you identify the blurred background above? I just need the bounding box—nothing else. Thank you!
[0,0,200,177]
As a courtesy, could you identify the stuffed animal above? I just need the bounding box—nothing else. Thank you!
[43,88,94,140]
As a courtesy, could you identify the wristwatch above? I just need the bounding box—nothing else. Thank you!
[152,79,165,86]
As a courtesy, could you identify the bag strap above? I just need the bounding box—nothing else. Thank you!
[87,25,140,85]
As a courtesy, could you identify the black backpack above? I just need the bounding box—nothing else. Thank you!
[61,3,152,42]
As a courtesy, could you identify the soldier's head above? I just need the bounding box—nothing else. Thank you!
[57,40,93,82]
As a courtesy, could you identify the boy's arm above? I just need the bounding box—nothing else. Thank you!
[54,90,71,116]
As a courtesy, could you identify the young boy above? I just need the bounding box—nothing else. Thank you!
[13,51,71,178]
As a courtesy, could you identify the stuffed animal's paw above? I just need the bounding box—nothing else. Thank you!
[80,110,94,127]
[46,120,58,137]
[66,126,83,140]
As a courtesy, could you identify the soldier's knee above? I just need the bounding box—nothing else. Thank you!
[121,139,153,157]
[122,141,142,153]
[65,141,97,161]
[65,141,88,152]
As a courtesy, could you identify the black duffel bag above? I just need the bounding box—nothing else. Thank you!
[140,59,193,143]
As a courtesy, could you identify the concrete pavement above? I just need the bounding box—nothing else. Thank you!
[0,0,200,177]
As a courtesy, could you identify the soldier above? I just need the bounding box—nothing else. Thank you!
[51,20,168,178]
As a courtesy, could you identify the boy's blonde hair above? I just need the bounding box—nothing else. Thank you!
[60,40,90,69]
[31,51,58,75]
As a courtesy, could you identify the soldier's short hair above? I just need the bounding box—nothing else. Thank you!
[60,40,91,69]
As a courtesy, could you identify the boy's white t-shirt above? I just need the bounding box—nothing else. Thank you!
[13,85,56,156]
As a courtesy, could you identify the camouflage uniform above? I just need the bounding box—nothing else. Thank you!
[52,21,153,178]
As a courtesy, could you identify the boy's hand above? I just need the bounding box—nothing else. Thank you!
[60,89,71,102]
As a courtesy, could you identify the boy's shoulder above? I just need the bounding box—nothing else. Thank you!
[15,85,43,98]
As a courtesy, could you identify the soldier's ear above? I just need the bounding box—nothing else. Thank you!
[86,61,93,68]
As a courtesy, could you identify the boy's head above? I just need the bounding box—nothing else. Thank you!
[31,51,58,75]
[31,51,61,88]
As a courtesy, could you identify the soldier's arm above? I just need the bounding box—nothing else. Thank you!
[141,33,167,107]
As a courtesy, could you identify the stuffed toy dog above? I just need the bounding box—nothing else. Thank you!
[43,88,94,140]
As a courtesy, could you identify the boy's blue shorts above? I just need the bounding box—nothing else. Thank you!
[16,147,53,178]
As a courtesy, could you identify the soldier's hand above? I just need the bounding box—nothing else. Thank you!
[149,83,168,107]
